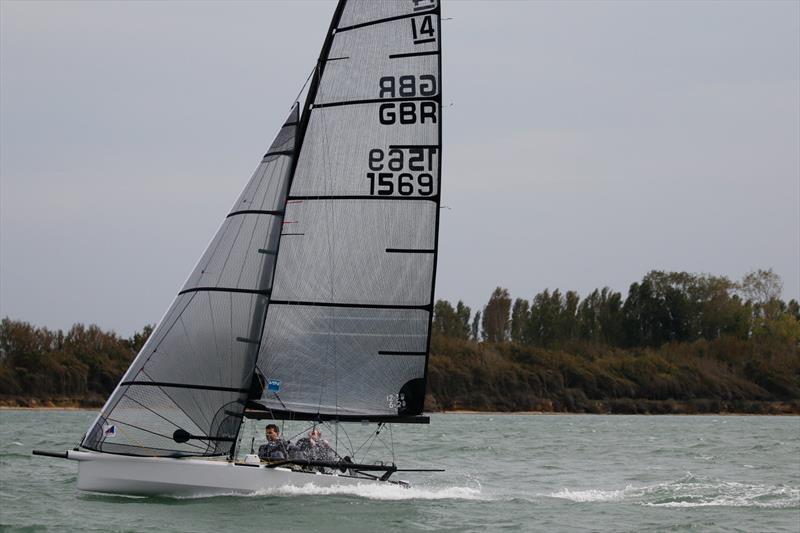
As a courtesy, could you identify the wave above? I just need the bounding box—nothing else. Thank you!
[252,482,486,501]
[548,488,627,503]
[546,473,799,509]
[162,480,486,502]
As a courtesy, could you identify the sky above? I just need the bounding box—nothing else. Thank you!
[1,0,798,336]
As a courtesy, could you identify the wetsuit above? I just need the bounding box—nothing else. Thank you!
[258,439,290,460]
[294,437,335,462]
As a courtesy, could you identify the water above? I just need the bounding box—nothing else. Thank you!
[1,411,798,532]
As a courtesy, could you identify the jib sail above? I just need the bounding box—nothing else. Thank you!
[252,0,442,422]
[81,106,299,457]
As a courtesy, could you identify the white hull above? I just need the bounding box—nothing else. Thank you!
[67,451,394,496]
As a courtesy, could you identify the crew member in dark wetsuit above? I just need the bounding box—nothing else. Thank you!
[294,428,335,462]
[258,424,290,461]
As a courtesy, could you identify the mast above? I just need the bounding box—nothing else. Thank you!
[230,0,349,457]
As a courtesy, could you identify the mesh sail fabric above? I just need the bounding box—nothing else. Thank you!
[81,105,299,457]
[255,0,441,420]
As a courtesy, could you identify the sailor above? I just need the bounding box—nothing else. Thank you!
[258,424,290,461]
[294,428,335,462]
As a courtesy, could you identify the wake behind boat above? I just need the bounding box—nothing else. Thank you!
[34,0,444,496]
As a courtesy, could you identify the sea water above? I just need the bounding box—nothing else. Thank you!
[1,411,798,532]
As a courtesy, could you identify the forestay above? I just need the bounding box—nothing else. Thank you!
[253,0,442,421]
[81,106,299,457]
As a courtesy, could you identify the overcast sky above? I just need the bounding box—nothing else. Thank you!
[1,0,798,336]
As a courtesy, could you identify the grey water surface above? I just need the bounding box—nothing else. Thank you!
[1,411,798,532]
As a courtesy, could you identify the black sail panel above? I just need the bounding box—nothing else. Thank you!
[81,105,299,457]
[254,0,441,421]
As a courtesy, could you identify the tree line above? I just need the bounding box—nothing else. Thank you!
[433,269,798,349]
[0,320,152,405]
[1,269,798,413]
[427,269,799,413]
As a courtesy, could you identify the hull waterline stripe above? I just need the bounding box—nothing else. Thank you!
[378,350,426,356]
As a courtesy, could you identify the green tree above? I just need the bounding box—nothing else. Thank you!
[433,300,459,338]
[510,298,530,343]
[433,300,471,339]
[558,290,580,341]
[455,301,472,340]
[739,268,785,330]
[528,289,562,347]
[471,311,482,341]
[482,288,511,342]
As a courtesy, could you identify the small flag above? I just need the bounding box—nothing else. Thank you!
[267,379,281,392]
[103,424,117,437]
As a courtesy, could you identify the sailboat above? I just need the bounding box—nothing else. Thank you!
[33,0,444,496]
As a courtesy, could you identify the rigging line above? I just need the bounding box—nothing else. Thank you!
[359,430,379,463]
[137,369,219,435]
[328,419,355,458]
[273,392,289,411]
[286,422,317,443]
[110,425,148,451]
[293,67,316,106]
[373,432,393,458]
[104,417,195,450]
[389,423,395,464]
[352,422,382,459]
[118,394,207,452]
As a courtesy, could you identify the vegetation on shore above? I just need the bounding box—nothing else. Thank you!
[427,269,799,414]
[1,269,798,414]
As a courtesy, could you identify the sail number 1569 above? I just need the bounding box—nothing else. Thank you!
[366,147,435,196]
[366,172,433,196]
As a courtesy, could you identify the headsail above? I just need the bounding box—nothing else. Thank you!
[81,106,299,457]
[252,0,442,422]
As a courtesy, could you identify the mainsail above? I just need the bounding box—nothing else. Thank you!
[81,106,299,457]
[80,0,442,458]
[253,0,442,421]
